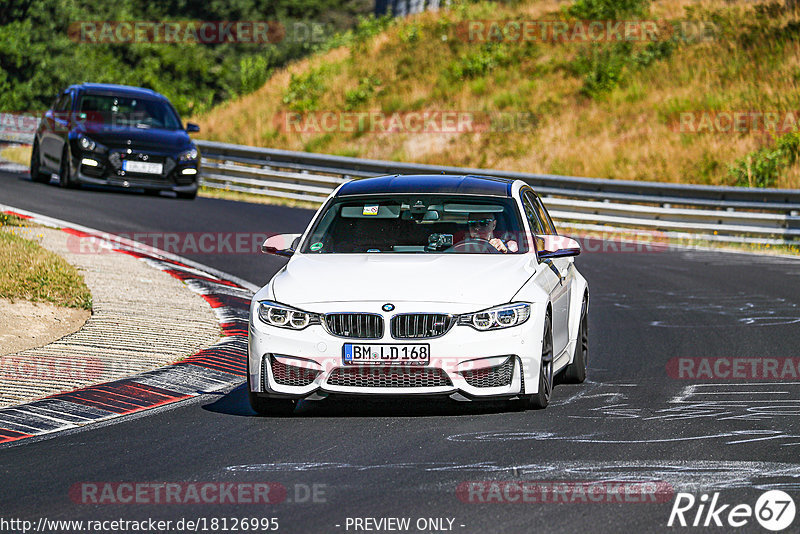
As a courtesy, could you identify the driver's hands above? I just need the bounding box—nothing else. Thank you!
[489,238,508,253]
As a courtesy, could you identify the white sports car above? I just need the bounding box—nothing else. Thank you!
[248,174,589,414]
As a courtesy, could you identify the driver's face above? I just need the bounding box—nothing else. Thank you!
[468,217,496,239]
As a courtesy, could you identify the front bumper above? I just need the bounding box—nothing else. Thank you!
[248,304,545,401]
[71,152,198,192]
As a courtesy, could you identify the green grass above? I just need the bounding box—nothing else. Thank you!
[728,131,800,187]
[0,215,92,310]
[0,145,31,167]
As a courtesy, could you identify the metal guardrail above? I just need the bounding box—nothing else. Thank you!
[5,119,797,242]
[196,140,800,243]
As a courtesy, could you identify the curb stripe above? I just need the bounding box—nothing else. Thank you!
[0,429,33,444]
[0,209,254,446]
[58,382,190,413]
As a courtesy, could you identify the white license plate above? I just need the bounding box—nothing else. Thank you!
[123,160,163,174]
[343,344,430,365]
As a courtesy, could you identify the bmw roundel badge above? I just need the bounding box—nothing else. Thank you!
[382,303,395,312]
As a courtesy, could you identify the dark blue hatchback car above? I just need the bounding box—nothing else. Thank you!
[30,83,201,199]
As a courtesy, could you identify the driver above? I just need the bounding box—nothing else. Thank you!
[468,213,518,253]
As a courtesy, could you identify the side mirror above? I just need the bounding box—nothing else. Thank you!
[185,122,200,133]
[262,233,302,257]
[536,234,581,261]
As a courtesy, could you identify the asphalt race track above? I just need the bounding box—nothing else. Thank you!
[2,170,800,533]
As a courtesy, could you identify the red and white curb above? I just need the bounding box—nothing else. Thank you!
[0,206,255,445]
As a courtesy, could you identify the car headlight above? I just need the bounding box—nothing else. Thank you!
[178,147,198,163]
[257,301,320,330]
[458,303,531,331]
[78,135,96,151]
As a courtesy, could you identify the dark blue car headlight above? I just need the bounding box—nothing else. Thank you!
[78,134,96,151]
[178,147,198,163]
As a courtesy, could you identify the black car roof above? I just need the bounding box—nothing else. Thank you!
[69,83,165,100]
[336,174,515,198]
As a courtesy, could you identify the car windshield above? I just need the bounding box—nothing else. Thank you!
[301,195,529,254]
[77,94,182,130]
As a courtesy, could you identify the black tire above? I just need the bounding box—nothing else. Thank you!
[29,141,50,183]
[529,313,554,409]
[176,189,197,200]
[59,147,77,189]
[562,297,589,384]
[515,313,554,411]
[247,372,297,416]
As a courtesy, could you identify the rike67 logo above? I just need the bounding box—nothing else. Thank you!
[668,490,796,531]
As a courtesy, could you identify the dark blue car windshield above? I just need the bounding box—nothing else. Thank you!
[78,94,182,130]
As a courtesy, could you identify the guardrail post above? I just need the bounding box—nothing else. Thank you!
[789,211,800,230]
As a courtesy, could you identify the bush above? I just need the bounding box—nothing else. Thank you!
[448,43,513,80]
[729,132,800,188]
[571,28,677,97]
[400,23,421,44]
[572,42,632,97]
[282,68,327,112]
[567,0,651,19]
[239,55,273,96]
[344,76,382,110]
[353,14,395,44]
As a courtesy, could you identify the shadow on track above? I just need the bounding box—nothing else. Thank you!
[202,384,525,418]
[18,171,184,198]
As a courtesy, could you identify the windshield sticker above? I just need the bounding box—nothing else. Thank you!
[363,205,380,216]
[310,242,323,251]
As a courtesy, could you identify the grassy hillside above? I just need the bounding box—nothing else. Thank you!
[196,0,800,188]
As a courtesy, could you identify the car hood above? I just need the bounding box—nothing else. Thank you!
[77,124,191,152]
[270,254,536,307]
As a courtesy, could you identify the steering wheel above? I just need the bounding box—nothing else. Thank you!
[448,238,501,253]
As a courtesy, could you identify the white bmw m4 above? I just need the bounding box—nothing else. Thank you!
[248,174,589,414]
